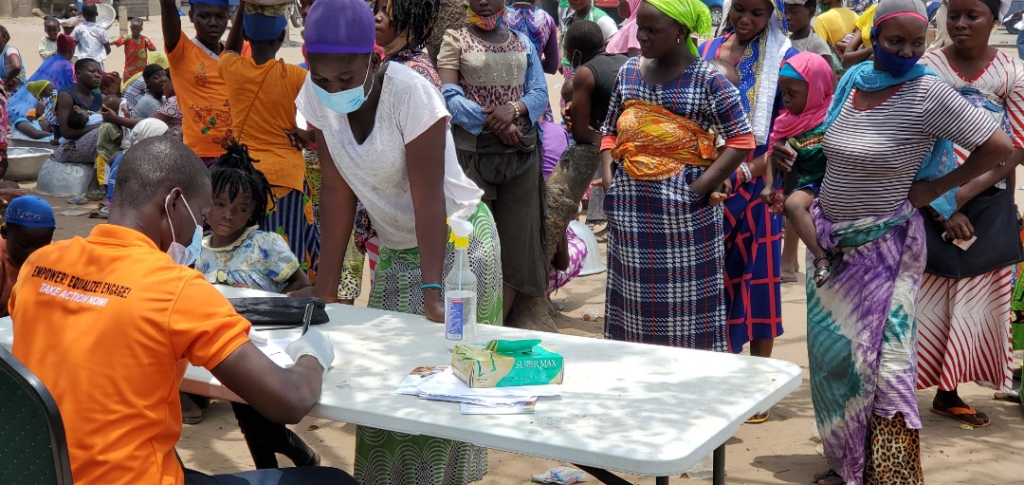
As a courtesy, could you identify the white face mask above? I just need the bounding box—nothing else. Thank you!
[165,192,203,267]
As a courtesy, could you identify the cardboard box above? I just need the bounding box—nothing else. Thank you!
[451,344,564,388]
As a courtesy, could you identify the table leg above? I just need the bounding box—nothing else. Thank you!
[713,443,726,485]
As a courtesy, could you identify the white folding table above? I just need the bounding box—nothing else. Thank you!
[0,286,802,484]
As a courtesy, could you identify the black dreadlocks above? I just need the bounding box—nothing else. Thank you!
[372,0,440,49]
[210,143,275,228]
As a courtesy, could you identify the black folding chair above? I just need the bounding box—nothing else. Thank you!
[0,345,73,485]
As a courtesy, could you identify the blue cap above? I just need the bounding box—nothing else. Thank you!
[189,0,230,8]
[243,10,288,42]
[304,0,375,54]
[5,196,56,229]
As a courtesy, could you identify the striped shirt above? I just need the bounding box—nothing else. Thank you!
[921,49,1024,157]
[819,76,997,221]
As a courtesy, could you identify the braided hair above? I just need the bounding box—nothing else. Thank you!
[210,143,275,228]
[374,0,440,49]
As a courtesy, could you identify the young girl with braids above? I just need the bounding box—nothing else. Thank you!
[196,144,319,469]
[197,143,311,294]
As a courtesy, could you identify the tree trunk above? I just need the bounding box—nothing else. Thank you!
[506,144,601,332]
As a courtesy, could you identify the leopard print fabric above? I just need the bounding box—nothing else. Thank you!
[863,413,924,485]
[439,28,529,131]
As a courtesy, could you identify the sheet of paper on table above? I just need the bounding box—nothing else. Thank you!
[252,337,296,368]
[461,398,537,415]
[394,365,450,395]
[394,366,558,414]
[415,368,562,399]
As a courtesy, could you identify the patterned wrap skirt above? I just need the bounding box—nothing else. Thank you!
[723,173,784,353]
[355,203,502,485]
[262,183,320,285]
[603,164,727,351]
[807,200,924,485]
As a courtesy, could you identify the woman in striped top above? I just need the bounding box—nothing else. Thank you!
[797,0,1013,483]
[915,0,1024,429]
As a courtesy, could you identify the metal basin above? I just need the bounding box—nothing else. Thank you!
[8,137,55,150]
[97,4,117,30]
[7,147,54,182]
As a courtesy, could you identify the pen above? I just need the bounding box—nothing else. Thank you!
[301,301,315,336]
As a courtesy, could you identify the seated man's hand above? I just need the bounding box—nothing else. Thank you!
[285,328,335,375]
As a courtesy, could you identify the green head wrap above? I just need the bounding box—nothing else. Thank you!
[645,0,713,56]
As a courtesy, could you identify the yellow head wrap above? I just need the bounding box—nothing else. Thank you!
[645,0,713,56]
[148,50,170,69]
[26,80,52,99]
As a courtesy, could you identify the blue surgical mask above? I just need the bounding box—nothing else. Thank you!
[871,29,922,78]
[165,193,203,267]
[313,56,375,114]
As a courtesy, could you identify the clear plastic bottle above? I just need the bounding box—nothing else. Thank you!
[445,218,477,353]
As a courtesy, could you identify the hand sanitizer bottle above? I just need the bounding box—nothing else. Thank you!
[445,218,476,353]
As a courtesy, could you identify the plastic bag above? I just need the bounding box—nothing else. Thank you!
[531,466,586,484]
[36,158,95,197]
[228,297,329,329]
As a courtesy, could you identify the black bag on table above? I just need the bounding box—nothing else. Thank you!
[228,297,329,329]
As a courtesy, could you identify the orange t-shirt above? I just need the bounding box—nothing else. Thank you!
[218,53,308,193]
[0,239,19,318]
[10,224,251,485]
[166,32,233,158]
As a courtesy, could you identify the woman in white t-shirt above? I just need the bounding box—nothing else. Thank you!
[294,2,503,482]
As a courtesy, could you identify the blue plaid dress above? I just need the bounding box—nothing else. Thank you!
[600,57,751,351]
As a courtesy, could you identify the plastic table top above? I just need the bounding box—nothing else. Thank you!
[0,286,802,477]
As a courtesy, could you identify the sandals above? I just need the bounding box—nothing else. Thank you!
[746,408,771,424]
[812,252,843,288]
[812,470,844,485]
[929,406,991,428]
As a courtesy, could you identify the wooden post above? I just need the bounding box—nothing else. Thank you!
[119,6,129,36]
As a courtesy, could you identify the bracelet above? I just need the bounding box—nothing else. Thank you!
[509,101,521,119]
[420,284,443,291]
[737,163,752,185]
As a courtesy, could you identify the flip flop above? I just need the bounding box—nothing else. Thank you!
[746,409,771,424]
[929,406,991,428]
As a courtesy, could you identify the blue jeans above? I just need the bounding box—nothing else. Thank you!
[183,468,357,485]
[1017,28,1024,59]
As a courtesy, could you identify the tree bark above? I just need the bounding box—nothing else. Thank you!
[506,144,601,332]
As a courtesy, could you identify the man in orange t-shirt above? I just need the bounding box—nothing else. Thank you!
[160,0,233,164]
[10,137,354,485]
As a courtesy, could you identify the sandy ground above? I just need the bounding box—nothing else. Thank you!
[2,13,1024,485]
